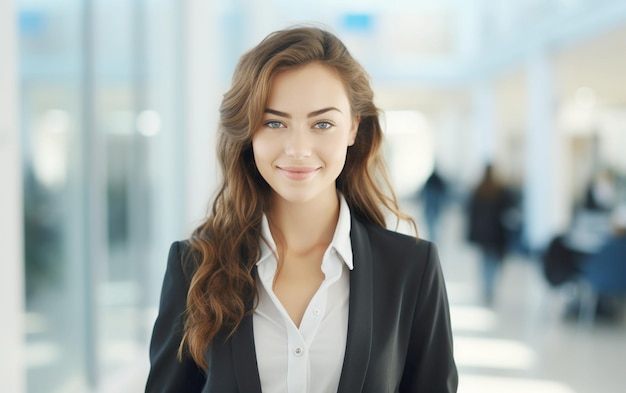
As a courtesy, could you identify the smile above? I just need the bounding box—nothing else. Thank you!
[277,166,320,180]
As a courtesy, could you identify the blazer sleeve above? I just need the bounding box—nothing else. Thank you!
[400,242,458,392]
[145,241,206,393]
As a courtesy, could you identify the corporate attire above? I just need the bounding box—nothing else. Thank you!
[146,201,458,392]
[253,196,353,393]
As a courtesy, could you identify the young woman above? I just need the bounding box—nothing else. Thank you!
[146,26,457,393]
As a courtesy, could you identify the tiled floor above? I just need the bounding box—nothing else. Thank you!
[420,201,626,393]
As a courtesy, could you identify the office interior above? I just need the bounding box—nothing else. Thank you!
[1,1,626,392]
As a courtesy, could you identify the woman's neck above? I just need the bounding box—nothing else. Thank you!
[267,192,340,253]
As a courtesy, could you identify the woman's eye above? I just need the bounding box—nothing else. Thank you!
[265,121,284,129]
[314,121,333,130]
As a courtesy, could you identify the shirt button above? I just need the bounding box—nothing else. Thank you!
[313,309,320,316]
[294,347,303,356]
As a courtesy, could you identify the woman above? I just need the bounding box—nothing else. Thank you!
[146,26,457,392]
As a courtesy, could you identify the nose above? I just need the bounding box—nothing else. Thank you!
[285,127,312,159]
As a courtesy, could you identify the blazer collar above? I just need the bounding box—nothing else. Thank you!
[337,216,373,392]
[230,217,373,393]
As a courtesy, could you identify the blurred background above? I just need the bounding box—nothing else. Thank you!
[2,0,626,392]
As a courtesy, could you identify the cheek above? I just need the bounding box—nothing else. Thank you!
[251,136,274,166]
[323,144,349,167]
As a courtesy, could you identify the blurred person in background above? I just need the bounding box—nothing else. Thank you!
[420,166,448,244]
[146,26,457,392]
[466,163,513,306]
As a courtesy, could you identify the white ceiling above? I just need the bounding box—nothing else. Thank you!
[372,8,626,122]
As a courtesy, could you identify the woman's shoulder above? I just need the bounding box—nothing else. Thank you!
[356,218,435,258]
[355,219,442,292]
[165,239,202,281]
[168,239,194,259]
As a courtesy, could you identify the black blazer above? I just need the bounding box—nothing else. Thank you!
[146,216,458,392]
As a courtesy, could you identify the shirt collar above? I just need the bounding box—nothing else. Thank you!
[257,194,353,270]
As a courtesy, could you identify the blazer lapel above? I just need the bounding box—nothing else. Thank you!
[231,221,373,393]
[337,217,373,393]
[232,297,263,393]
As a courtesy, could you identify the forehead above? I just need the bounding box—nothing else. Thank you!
[265,63,351,112]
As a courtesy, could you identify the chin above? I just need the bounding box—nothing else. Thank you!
[271,187,330,205]
[274,192,317,204]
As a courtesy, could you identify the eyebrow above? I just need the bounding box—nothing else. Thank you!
[264,107,343,119]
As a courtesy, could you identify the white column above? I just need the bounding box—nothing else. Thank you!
[0,1,25,392]
[436,104,469,188]
[456,0,485,59]
[463,80,497,186]
[182,0,223,233]
[523,49,568,251]
[472,81,497,165]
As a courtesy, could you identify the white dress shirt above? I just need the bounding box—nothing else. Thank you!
[253,195,353,393]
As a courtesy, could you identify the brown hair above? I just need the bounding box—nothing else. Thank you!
[181,25,414,369]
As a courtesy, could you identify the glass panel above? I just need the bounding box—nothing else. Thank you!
[92,0,138,375]
[19,1,89,392]
[20,0,183,391]
[92,0,184,380]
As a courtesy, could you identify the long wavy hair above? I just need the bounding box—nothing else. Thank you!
[181,26,414,369]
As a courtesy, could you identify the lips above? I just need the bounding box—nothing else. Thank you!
[277,166,320,180]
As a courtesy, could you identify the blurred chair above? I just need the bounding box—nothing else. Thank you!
[542,235,586,288]
[578,236,626,327]
[578,205,626,327]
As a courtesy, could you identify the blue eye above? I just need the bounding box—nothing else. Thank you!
[265,121,284,129]
[314,121,333,130]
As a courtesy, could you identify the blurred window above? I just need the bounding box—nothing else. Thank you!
[19,1,183,391]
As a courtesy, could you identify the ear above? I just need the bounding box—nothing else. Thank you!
[348,116,359,146]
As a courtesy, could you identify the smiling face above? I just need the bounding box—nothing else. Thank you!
[252,62,359,207]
